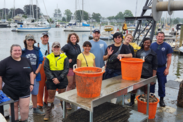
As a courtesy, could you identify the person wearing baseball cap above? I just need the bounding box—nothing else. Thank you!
[35,32,52,109]
[89,29,107,68]
[22,34,44,115]
[43,42,69,121]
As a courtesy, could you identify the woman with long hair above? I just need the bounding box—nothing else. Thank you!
[22,34,44,115]
[61,33,81,109]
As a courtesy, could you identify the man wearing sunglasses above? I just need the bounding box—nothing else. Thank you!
[150,32,173,107]
[35,33,52,109]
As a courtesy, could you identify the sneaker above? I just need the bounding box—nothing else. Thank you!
[33,108,45,115]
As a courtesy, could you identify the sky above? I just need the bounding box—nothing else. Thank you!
[0,0,183,19]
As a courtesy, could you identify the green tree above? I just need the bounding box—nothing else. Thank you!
[107,16,115,20]
[64,9,72,22]
[92,12,101,22]
[62,17,66,21]
[22,15,27,18]
[115,12,124,19]
[75,10,89,22]
[173,19,179,24]
[123,10,133,17]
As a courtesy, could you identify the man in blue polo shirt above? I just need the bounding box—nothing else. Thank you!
[150,32,173,107]
[89,29,108,68]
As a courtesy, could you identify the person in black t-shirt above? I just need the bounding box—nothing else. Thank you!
[123,34,135,57]
[103,32,132,79]
[0,44,34,122]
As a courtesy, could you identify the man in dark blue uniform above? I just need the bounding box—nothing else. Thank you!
[150,32,173,107]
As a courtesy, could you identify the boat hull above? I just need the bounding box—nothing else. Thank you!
[16,27,51,32]
[63,27,93,32]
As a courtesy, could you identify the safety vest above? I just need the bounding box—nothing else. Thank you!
[46,53,67,71]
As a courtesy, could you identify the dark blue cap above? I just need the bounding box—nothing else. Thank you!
[93,29,100,33]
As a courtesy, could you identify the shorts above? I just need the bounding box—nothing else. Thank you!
[31,79,39,95]
[46,78,68,90]
[67,68,75,76]
[3,84,30,101]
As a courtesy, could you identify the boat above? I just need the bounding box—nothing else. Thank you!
[12,0,50,32]
[63,0,93,32]
[0,19,9,27]
[15,27,51,32]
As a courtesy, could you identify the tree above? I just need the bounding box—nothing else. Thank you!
[92,12,101,22]
[123,10,133,17]
[22,15,27,18]
[107,16,115,20]
[24,5,40,19]
[62,17,66,21]
[15,8,24,15]
[115,12,124,19]
[64,9,72,22]
[74,10,89,22]
[173,19,179,24]
[9,8,24,19]
[0,8,9,19]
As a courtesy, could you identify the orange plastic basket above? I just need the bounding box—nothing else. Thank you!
[73,66,105,98]
[120,58,144,81]
[136,95,159,119]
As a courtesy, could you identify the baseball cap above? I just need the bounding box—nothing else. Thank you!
[93,29,100,33]
[42,32,49,37]
[52,42,60,47]
[25,34,35,40]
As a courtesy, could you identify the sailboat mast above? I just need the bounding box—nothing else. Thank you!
[36,0,38,21]
[4,0,6,20]
[14,0,15,17]
[82,0,83,22]
[30,0,32,17]
[32,0,34,19]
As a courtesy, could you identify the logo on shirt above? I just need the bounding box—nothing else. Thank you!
[23,67,31,69]
[26,53,37,65]
[100,44,104,48]
[161,47,165,51]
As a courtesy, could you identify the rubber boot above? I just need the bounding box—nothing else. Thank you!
[160,97,165,107]
[127,94,136,107]
[44,102,54,121]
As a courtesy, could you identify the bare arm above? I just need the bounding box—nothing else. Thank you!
[153,70,157,76]
[30,72,34,85]
[117,53,132,59]
[0,76,2,90]
[93,60,96,67]
[164,54,172,75]
[103,54,109,61]
[77,59,81,68]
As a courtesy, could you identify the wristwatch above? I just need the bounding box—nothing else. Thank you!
[30,84,34,86]
[34,72,38,75]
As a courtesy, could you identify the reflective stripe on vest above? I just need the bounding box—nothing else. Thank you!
[46,53,67,71]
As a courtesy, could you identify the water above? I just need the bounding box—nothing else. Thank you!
[0,28,182,81]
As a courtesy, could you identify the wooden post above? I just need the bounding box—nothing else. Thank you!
[179,25,183,47]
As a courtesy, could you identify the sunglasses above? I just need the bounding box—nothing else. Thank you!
[27,39,34,41]
[157,45,161,50]
[54,46,60,48]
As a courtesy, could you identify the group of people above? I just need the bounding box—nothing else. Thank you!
[0,29,172,122]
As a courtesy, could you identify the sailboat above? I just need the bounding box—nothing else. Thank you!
[10,0,18,27]
[63,0,93,32]
[0,0,9,27]
[15,0,50,32]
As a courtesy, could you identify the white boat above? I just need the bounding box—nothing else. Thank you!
[16,27,51,32]
[63,0,93,32]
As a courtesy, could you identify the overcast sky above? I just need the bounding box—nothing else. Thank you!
[0,0,183,19]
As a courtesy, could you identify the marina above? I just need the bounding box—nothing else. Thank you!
[0,0,183,122]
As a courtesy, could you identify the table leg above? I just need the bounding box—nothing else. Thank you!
[90,111,93,122]
[146,83,150,122]
[122,95,125,106]
[0,106,4,115]
[63,101,66,119]
[10,103,15,122]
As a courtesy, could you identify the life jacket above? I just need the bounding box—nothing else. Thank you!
[46,53,67,71]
